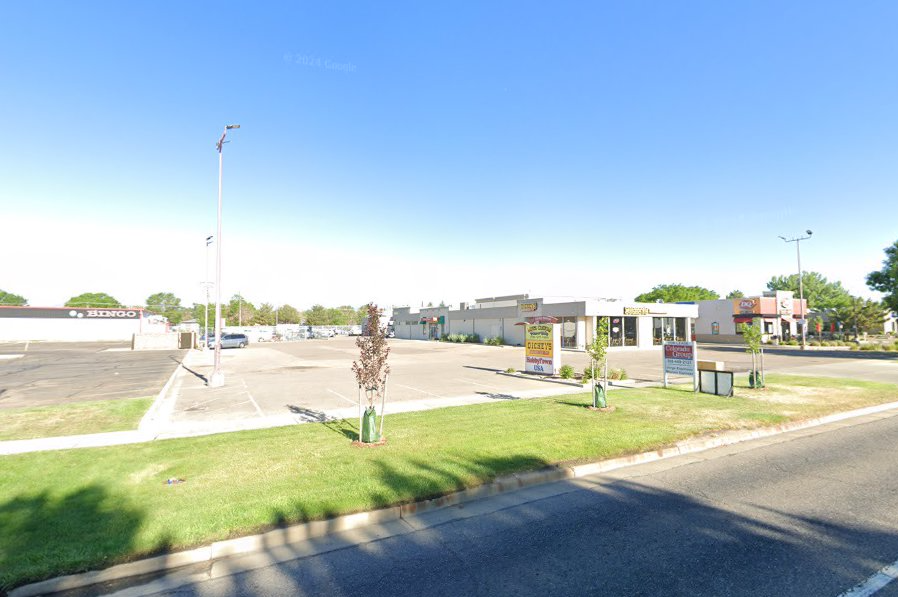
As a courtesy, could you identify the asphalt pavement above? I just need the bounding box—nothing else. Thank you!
[131,404,898,597]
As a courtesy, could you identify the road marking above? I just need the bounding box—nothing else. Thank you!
[838,559,898,597]
[327,388,358,405]
[24,341,29,352]
[241,379,265,417]
[455,378,500,390]
[397,383,444,399]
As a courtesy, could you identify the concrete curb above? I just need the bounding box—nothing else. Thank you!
[137,351,193,434]
[12,397,898,597]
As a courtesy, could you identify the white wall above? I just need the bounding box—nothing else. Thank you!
[695,300,737,341]
[0,317,148,341]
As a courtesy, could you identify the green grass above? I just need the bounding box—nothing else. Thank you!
[1,374,897,591]
[0,397,154,441]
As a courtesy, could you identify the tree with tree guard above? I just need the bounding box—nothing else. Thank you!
[742,321,765,388]
[0,290,27,306]
[866,239,898,314]
[586,316,610,409]
[766,272,852,310]
[634,284,719,303]
[352,304,391,443]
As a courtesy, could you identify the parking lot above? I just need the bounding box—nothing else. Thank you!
[0,341,185,409]
[2,338,897,438]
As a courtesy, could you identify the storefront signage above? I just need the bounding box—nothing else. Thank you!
[519,302,538,312]
[777,299,793,315]
[623,307,650,316]
[733,298,759,314]
[662,341,698,391]
[0,307,141,319]
[525,323,560,375]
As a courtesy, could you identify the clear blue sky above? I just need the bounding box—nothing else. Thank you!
[2,1,896,310]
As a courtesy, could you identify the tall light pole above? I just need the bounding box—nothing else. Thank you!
[210,124,240,387]
[779,230,813,351]
[203,235,213,350]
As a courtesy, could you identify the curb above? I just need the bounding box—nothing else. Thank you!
[10,398,898,597]
[137,350,194,434]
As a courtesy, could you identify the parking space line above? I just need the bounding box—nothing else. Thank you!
[327,388,358,405]
[838,558,898,596]
[241,379,265,417]
[454,378,500,390]
[397,384,445,399]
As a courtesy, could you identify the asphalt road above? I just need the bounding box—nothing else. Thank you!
[0,342,184,409]
[144,408,898,597]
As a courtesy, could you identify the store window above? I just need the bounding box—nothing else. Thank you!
[624,316,637,346]
[675,318,687,341]
[609,316,623,347]
[561,316,578,349]
[653,317,677,344]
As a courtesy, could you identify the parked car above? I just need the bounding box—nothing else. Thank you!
[219,333,249,348]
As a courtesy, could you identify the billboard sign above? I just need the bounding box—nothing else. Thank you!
[525,323,560,375]
[663,341,698,391]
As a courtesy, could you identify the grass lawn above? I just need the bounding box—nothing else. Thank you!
[1,374,897,591]
[0,397,154,441]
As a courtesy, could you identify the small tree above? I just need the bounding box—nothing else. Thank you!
[352,303,391,442]
[742,320,764,388]
[586,317,609,408]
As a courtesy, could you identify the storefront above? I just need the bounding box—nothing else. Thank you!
[392,295,697,350]
[694,291,807,343]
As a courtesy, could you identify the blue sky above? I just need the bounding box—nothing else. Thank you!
[2,1,896,310]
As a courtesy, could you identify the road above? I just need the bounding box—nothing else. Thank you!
[138,407,898,597]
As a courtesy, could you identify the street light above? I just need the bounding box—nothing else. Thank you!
[209,124,240,387]
[779,230,813,350]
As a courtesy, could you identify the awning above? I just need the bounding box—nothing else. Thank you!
[733,316,753,324]
[419,317,438,323]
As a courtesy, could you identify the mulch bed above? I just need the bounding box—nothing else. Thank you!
[351,437,388,448]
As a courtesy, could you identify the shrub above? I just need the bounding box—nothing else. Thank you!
[468,334,481,343]
[505,367,516,373]
[581,367,593,382]
[809,340,821,347]
[485,336,504,346]
[786,339,799,346]
[559,364,575,379]
[608,368,628,380]
[859,344,878,351]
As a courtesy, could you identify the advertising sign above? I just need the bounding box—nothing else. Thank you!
[733,298,759,314]
[0,307,141,319]
[518,300,541,318]
[662,341,698,391]
[525,323,560,375]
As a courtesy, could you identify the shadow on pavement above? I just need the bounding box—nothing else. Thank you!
[169,355,207,384]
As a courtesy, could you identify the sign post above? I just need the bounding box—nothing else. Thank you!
[525,322,560,375]
[662,341,698,392]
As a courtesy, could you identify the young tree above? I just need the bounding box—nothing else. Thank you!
[766,272,852,310]
[586,316,610,408]
[65,292,122,308]
[635,284,720,303]
[352,303,391,443]
[866,240,898,313]
[0,290,28,306]
[146,291,184,324]
[742,320,764,388]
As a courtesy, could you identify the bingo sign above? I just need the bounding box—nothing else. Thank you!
[525,323,561,375]
[663,341,698,390]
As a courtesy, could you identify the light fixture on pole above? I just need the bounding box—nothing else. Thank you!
[209,124,240,387]
[778,230,813,351]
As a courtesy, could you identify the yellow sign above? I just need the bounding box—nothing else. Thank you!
[525,323,558,372]
[519,302,538,312]
[623,307,650,316]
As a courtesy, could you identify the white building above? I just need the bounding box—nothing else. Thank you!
[393,294,698,350]
[0,306,167,342]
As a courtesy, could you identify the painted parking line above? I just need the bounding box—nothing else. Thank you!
[838,559,898,597]
[396,383,445,399]
[241,379,265,417]
[327,388,358,405]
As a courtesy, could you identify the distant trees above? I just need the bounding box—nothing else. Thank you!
[65,292,122,308]
[766,272,851,310]
[0,290,27,306]
[832,297,887,339]
[726,290,745,299]
[276,304,302,324]
[145,292,185,324]
[635,284,719,303]
[866,240,898,313]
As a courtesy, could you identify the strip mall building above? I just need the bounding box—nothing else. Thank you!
[392,295,698,350]
[694,291,808,343]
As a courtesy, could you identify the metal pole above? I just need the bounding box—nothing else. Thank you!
[797,239,806,350]
[210,145,225,386]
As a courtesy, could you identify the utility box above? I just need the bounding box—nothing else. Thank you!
[697,360,724,371]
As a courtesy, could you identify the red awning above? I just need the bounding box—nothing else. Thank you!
[419,317,438,323]
[733,316,753,323]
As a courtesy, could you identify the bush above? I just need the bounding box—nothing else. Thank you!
[786,339,799,346]
[859,344,878,351]
[809,340,821,347]
[485,336,504,346]
[581,367,593,382]
[608,368,628,380]
[468,334,481,343]
[559,364,575,379]
[505,367,516,373]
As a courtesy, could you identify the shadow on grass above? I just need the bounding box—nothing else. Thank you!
[0,485,144,593]
[321,418,358,440]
